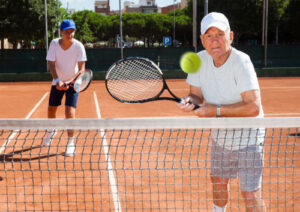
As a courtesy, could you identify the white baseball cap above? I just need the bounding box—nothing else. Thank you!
[201,12,230,35]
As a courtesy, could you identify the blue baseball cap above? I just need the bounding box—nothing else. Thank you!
[60,19,76,31]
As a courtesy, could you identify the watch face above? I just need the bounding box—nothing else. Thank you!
[217,105,221,117]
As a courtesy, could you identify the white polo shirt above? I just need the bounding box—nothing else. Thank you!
[46,38,87,85]
[186,48,265,150]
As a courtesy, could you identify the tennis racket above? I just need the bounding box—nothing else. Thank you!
[64,69,93,92]
[105,57,199,108]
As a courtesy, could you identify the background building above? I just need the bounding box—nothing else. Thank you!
[123,0,157,13]
[95,0,110,15]
[94,0,187,15]
[160,0,187,14]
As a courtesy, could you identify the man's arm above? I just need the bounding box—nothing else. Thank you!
[189,85,204,105]
[78,61,85,73]
[177,85,204,111]
[194,89,261,117]
[48,61,58,80]
[48,61,66,90]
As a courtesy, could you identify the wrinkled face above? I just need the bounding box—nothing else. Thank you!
[200,27,233,59]
[60,28,75,40]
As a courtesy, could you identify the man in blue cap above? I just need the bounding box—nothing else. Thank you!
[44,19,87,157]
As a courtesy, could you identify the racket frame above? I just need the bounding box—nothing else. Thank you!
[65,69,93,92]
[105,57,183,104]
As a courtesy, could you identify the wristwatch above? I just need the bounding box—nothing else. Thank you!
[216,105,221,117]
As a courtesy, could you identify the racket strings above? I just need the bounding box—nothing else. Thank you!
[107,59,164,101]
[73,70,92,92]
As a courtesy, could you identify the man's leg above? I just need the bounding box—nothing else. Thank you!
[210,141,237,212]
[211,175,229,211]
[65,105,75,137]
[241,189,266,212]
[64,88,79,157]
[48,85,63,118]
[239,145,265,212]
[64,106,76,156]
[44,106,59,146]
[44,86,63,146]
[48,105,58,118]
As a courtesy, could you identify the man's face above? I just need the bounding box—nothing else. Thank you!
[60,28,75,40]
[200,27,233,59]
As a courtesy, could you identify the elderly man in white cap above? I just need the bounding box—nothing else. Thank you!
[177,12,266,212]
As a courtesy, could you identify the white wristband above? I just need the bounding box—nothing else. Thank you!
[55,78,60,83]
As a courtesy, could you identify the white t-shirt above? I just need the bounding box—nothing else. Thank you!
[46,38,87,85]
[186,48,265,150]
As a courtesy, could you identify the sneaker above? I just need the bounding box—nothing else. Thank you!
[64,143,75,157]
[44,130,57,146]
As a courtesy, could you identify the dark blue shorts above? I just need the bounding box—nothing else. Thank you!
[49,86,79,108]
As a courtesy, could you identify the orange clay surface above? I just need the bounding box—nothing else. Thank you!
[0,78,299,211]
[0,77,300,118]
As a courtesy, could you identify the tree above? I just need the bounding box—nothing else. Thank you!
[280,0,300,43]
[71,10,107,42]
[0,0,298,49]
[185,0,290,45]
[173,12,192,46]
[167,9,192,46]
[145,13,172,46]
[0,0,62,49]
[105,15,121,47]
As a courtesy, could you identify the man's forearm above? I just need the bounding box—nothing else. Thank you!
[48,62,58,79]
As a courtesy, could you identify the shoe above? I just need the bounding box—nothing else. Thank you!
[64,143,75,157]
[44,130,57,146]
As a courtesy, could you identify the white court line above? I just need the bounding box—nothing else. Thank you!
[25,92,49,119]
[0,92,49,154]
[261,87,300,89]
[265,113,300,116]
[171,86,300,91]
[93,91,122,212]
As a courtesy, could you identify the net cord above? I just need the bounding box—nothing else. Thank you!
[0,117,299,130]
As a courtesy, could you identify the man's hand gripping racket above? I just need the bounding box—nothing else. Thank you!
[63,69,93,92]
[105,57,199,109]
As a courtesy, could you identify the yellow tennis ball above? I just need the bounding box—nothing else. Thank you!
[180,52,201,74]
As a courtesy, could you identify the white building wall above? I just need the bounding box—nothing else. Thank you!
[139,0,155,6]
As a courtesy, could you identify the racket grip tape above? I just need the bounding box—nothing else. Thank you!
[179,98,200,110]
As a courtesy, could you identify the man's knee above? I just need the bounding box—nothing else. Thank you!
[48,106,58,118]
[65,106,76,118]
[211,175,230,186]
[211,175,230,207]
[241,189,263,204]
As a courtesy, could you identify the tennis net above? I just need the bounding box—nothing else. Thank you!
[0,117,299,211]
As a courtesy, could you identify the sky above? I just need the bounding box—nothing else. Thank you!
[60,0,180,11]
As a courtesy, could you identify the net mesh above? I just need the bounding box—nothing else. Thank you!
[0,118,299,211]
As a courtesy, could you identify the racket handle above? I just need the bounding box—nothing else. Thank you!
[179,98,200,110]
[193,105,200,110]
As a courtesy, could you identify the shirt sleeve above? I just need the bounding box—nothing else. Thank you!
[46,40,56,61]
[235,55,260,94]
[77,42,87,62]
[186,71,201,87]
[185,52,203,88]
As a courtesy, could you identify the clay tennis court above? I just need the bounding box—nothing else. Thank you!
[0,77,299,211]
[0,77,300,119]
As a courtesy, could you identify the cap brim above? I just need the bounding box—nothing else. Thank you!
[201,23,228,35]
[61,26,76,31]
